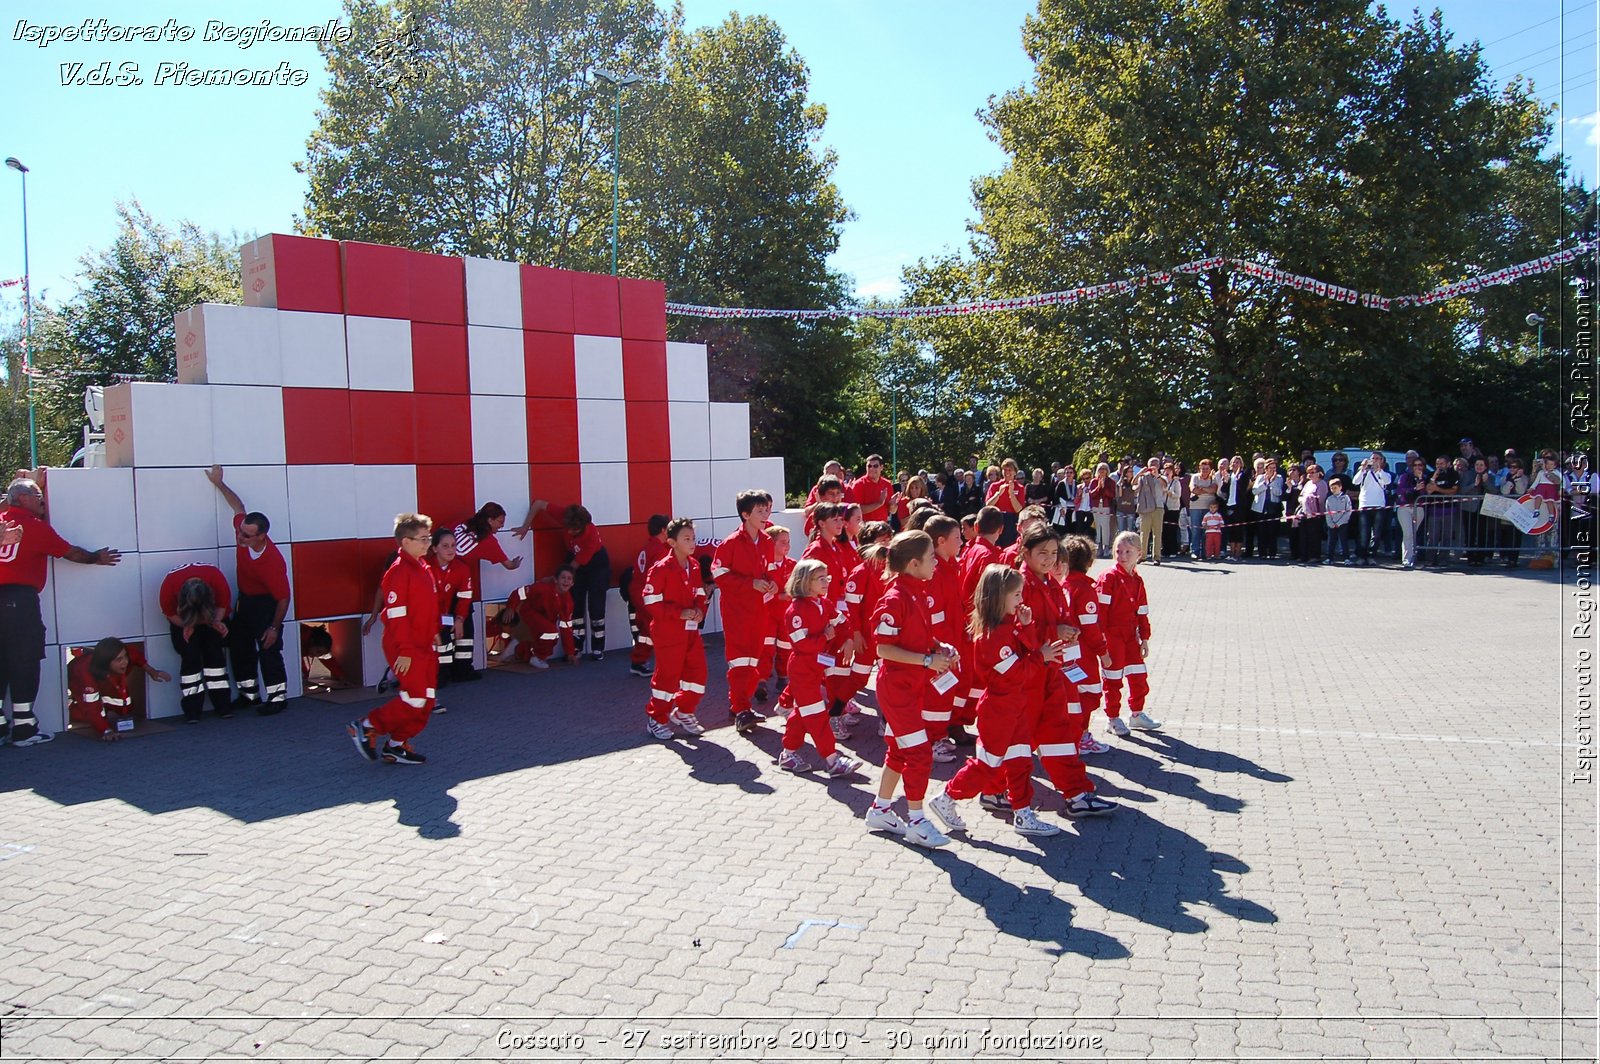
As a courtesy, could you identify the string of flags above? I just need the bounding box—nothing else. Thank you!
[665,241,1596,321]
[0,278,22,289]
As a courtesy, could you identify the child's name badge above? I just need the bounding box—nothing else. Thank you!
[763,588,777,603]
[930,669,960,694]
[817,653,837,668]
[115,717,135,732]
[1063,663,1089,683]
[1060,643,1082,662]
[685,618,698,630]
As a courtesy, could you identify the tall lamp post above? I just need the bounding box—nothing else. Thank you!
[594,69,642,276]
[5,156,36,469]
[1527,311,1545,358]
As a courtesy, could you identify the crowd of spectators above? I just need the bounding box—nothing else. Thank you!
[840,438,1595,570]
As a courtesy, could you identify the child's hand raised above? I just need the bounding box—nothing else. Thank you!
[1016,604,1033,626]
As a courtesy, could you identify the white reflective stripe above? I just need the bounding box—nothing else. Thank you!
[1080,682,1103,693]
[538,633,558,641]
[386,605,408,618]
[875,623,900,636]
[101,696,126,707]
[180,672,201,683]
[1098,594,1112,604]
[441,614,455,625]
[1102,669,1124,679]
[845,593,863,604]
[81,689,101,702]
[181,685,203,696]
[930,610,945,624]
[775,639,791,649]
[651,688,676,701]
[1078,613,1099,625]
[790,628,808,641]
[1067,703,1083,714]
[1123,664,1148,675]
[952,696,968,708]
[825,666,850,677]
[643,594,663,604]
[728,657,760,668]
[797,700,827,717]
[976,744,1004,768]
[399,692,428,708]
[424,688,436,697]
[680,682,706,694]
[922,711,952,722]
[456,638,474,648]
[1037,742,1077,757]
[1003,743,1032,761]
[205,680,230,690]
[265,683,286,693]
[558,620,573,629]
[993,654,1017,674]
[236,679,257,688]
[636,635,653,646]
[763,637,776,645]
[895,729,929,749]
[202,667,227,677]
[850,663,873,675]
[456,591,471,599]
[711,565,730,578]
[1136,605,1150,615]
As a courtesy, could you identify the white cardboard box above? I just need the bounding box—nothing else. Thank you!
[710,460,753,519]
[573,335,625,399]
[42,467,137,554]
[174,303,282,387]
[577,399,629,464]
[709,402,752,462]
[466,324,526,396]
[465,256,523,329]
[286,465,358,542]
[345,315,413,391]
[211,465,291,547]
[666,341,710,402]
[210,385,287,467]
[134,467,225,552]
[667,402,711,462]
[671,461,713,521]
[579,463,630,527]
[469,394,529,464]
[103,382,215,469]
[277,309,350,389]
[746,456,787,508]
[354,465,421,539]
[51,551,144,644]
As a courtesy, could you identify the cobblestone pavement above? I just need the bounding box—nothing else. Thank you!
[1,560,1593,1062]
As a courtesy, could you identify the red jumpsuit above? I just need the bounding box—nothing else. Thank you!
[712,527,777,714]
[943,618,1044,806]
[927,555,970,728]
[958,538,1003,707]
[1096,564,1151,716]
[781,596,847,757]
[870,576,941,802]
[628,538,670,666]
[502,579,575,662]
[1018,567,1096,799]
[1063,570,1106,718]
[67,648,144,737]
[766,554,796,690]
[427,553,473,671]
[801,536,858,703]
[840,559,885,702]
[642,554,708,723]
[369,552,440,744]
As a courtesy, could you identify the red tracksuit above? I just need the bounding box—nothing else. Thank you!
[1063,570,1106,717]
[427,553,473,671]
[766,554,796,689]
[927,555,970,728]
[642,555,708,723]
[1018,567,1096,799]
[1096,564,1151,715]
[781,596,847,757]
[67,648,144,737]
[840,559,885,702]
[958,538,1003,706]
[713,527,777,714]
[504,579,575,662]
[944,618,1044,807]
[628,538,670,666]
[871,575,941,802]
[369,552,441,743]
[801,535,858,702]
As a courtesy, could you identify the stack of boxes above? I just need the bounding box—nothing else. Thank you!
[23,233,785,732]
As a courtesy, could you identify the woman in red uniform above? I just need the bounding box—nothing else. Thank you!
[68,637,168,741]
[450,502,526,681]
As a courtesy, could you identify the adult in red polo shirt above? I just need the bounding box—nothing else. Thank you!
[846,454,895,524]
[158,562,235,723]
[207,467,292,714]
[0,477,121,746]
[985,458,1027,546]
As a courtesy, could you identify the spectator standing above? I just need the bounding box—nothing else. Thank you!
[1248,458,1275,559]
[985,458,1028,545]
[1161,460,1183,558]
[1325,477,1354,563]
[1025,468,1052,511]
[1423,456,1461,567]
[1188,460,1219,557]
[1115,462,1140,537]
[1280,464,1303,562]
[1499,457,1531,566]
[1088,463,1116,556]
[1396,457,1429,568]
[1460,456,1489,566]
[1352,452,1391,566]
[958,470,982,517]
[1294,465,1327,563]
[1050,467,1076,533]
[207,467,292,713]
[1133,458,1166,565]
[1221,456,1249,559]
[1325,452,1355,497]
[846,455,896,525]
[936,472,962,520]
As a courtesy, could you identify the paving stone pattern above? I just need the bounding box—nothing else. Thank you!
[1,561,1592,1061]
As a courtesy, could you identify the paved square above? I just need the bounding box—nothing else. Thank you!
[1,561,1593,1061]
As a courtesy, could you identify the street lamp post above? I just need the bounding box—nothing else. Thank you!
[5,156,36,469]
[594,69,642,276]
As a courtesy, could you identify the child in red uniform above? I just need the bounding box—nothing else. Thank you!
[626,515,671,677]
[800,503,858,730]
[527,501,610,660]
[1098,531,1163,736]
[764,525,797,706]
[349,514,441,765]
[158,562,235,723]
[1060,535,1110,754]
[455,501,529,681]
[998,505,1051,567]
[641,519,709,739]
[68,638,168,741]
[494,568,578,669]
[713,491,778,733]
[839,542,888,730]
[427,528,473,702]
[863,531,960,847]
[777,559,862,776]
[802,476,846,538]
[922,515,971,759]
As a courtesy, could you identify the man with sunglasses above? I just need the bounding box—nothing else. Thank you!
[207,467,291,713]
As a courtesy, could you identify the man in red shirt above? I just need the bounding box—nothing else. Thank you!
[207,467,292,714]
[0,477,122,746]
[846,454,895,524]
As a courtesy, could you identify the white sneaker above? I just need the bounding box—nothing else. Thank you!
[669,710,705,736]
[1108,716,1131,737]
[1077,731,1109,755]
[930,738,959,763]
[526,655,549,670]
[843,699,869,725]
[1013,807,1062,837]
[927,792,967,832]
[830,717,852,740]
[1128,711,1163,731]
[778,749,812,773]
[11,731,54,748]
[646,718,675,740]
[825,752,860,778]
[904,815,951,848]
[865,804,906,835]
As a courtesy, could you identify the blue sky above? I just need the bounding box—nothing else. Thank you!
[0,0,1594,309]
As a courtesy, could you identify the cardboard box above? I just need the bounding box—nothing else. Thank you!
[709,402,752,461]
[286,464,358,542]
[210,385,287,467]
[240,233,343,314]
[345,315,413,391]
[576,399,629,464]
[464,255,523,329]
[174,303,282,386]
[133,467,223,552]
[579,463,630,527]
[278,310,349,389]
[665,341,710,402]
[40,466,136,553]
[466,324,526,396]
[667,401,711,461]
[670,461,713,521]
[103,382,215,469]
[470,394,528,464]
[573,334,625,399]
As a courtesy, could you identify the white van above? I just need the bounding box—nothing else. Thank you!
[1313,448,1410,474]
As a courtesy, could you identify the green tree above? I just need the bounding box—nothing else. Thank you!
[930,0,1589,461]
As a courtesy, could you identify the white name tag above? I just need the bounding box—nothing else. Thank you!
[1063,663,1089,683]
[763,588,776,602]
[930,669,959,694]
[115,717,135,732]
[1060,643,1082,662]
[817,653,837,668]
[685,619,697,630]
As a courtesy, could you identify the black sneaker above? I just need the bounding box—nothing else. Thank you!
[347,720,379,762]
[256,701,284,717]
[586,651,604,662]
[217,707,235,720]
[451,664,483,683]
[947,725,976,746]
[979,793,1013,813]
[628,662,652,677]
[382,742,426,765]
[734,710,762,734]
[1063,793,1116,818]
[231,695,257,711]
[755,683,769,703]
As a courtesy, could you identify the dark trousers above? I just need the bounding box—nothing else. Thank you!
[171,623,231,721]
[1161,510,1180,556]
[1356,508,1381,560]
[0,585,47,741]
[1328,524,1351,561]
[570,548,611,654]
[1293,519,1323,562]
[231,593,288,713]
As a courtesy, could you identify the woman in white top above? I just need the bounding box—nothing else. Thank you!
[1351,452,1392,566]
[1188,459,1218,557]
